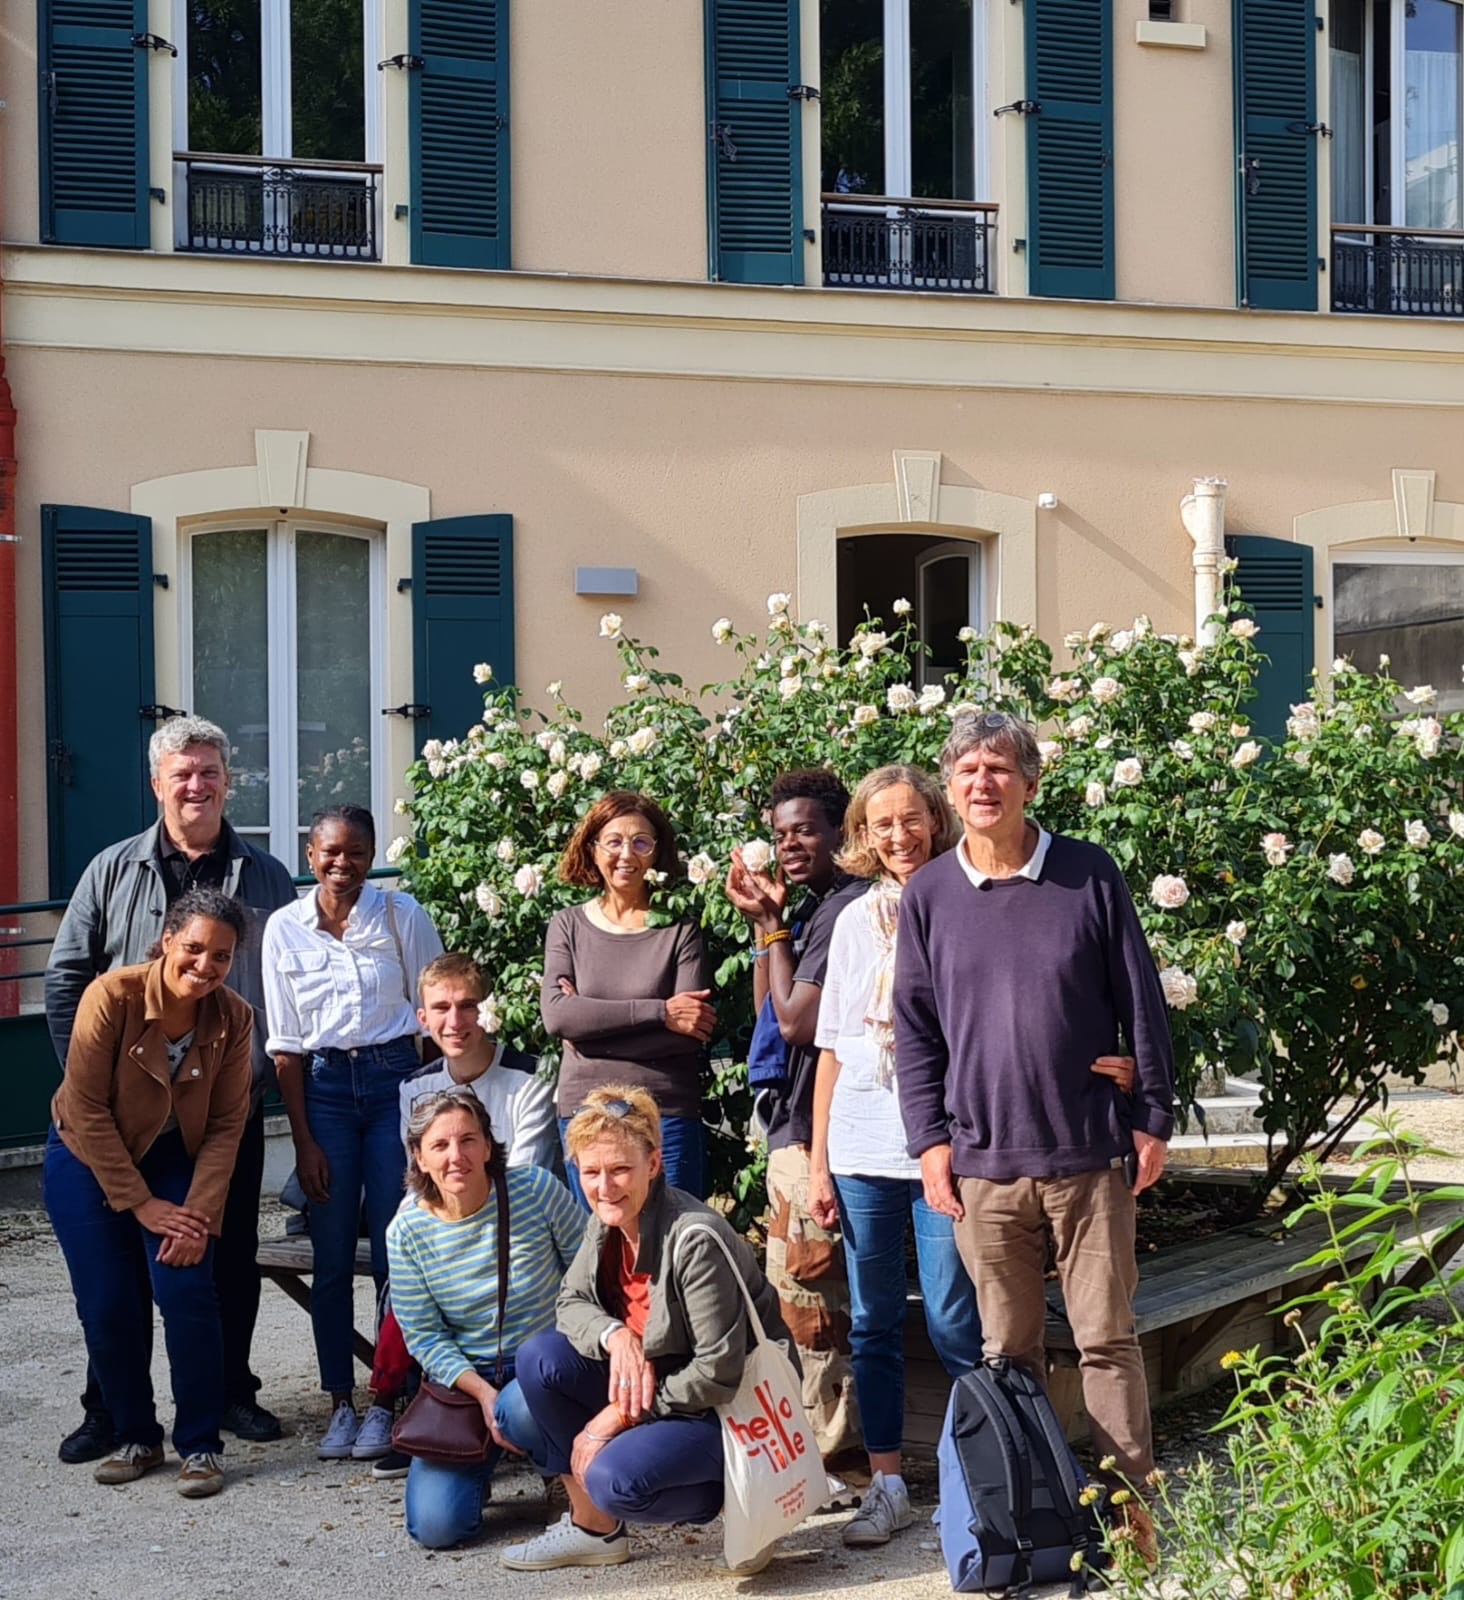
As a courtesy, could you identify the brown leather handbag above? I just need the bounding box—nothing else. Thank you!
[390,1172,511,1466]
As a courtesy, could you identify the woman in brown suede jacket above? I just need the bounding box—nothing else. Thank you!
[45,888,252,1500]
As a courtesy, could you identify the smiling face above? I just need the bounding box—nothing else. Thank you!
[862,782,937,886]
[306,818,373,898]
[415,1106,491,1203]
[575,1134,662,1232]
[772,797,842,891]
[159,914,237,1003]
[152,744,229,845]
[591,811,658,898]
[946,741,1038,843]
[418,978,488,1059]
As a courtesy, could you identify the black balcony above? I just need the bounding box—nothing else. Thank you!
[822,195,996,295]
[177,153,381,260]
[1332,225,1464,318]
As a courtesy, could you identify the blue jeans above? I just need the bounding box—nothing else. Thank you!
[515,1329,724,1525]
[404,1370,550,1548]
[44,1127,224,1456]
[559,1112,706,1210]
[834,1173,984,1455]
[304,1037,420,1392]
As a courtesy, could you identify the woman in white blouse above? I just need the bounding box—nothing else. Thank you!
[263,803,442,1460]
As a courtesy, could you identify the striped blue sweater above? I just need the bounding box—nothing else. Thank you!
[386,1164,585,1387]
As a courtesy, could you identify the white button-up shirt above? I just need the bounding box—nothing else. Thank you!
[262,881,444,1056]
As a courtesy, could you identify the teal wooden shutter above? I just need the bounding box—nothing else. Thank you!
[39,0,150,248]
[1234,0,1317,310]
[42,507,156,895]
[411,516,515,746]
[409,0,510,269]
[1227,534,1315,742]
[1025,0,1113,300]
[705,0,804,285]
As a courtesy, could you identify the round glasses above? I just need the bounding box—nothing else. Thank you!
[594,834,656,858]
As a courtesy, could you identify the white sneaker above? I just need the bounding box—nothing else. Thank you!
[820,1473,859,1512]
[842,1471,913,1547]
[501,1512,630,1570]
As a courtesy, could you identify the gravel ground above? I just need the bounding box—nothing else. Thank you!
[4,1084,1460,1600]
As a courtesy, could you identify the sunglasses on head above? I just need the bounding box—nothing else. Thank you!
[571,1097,635,1120]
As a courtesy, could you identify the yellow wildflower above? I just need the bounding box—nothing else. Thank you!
[1220,1350,1243,1370]
[1111,1488,1133,1506]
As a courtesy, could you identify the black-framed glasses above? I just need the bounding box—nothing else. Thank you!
[594,834,656,858]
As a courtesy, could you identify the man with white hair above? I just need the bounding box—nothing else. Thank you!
[45,716,296,1461]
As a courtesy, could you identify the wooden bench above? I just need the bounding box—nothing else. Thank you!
[257,1236,379,1370]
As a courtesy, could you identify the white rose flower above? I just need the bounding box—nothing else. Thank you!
[1230,740,1262,769]
[856,631,889,658]
[1094,735,1114,751]
[495,838,516,863]
[1225,921,1248,946]
[477,996,503,1035]
[779,675,803,701]
[548,738,567,767]
[1171,739,1195,762]
[686,852,717,886]
[1332,656,1350,674]
[535,730,557,753]
[626,726,657,756]
[513,863,544,898]
[887,684,918,714]
[1088,622,1110,642]
[1230,723,1250,739]
[579,752,603,781]
[1405,819,1430,847]
[1178,650,1202,677]
[474,883,502,917]
[892,597,912,616]
[385,835,410,865]
[1290,748,1312,767]
[1090,677,1122,705]
[1262,831,1292,867]
[804,619,829,640]
[623,673,650,694]
[643,869,667,887]
[1449,811,1464,839]
[546,770,569,799]
[1063,630,1085,651]
[420,738,444,762]
[1133,616,1153,639]
[1378,654,1390,668]
[1159,967,1199,1010]
[393,798,409,815]
[917,684,946,714]
[1150,874,1190,910]
[852,704,880,727]
[1112,757,1143,787]
[779,654,799,678]
[546,680,563,697]
[1286,702,1320,741]
[1404,684,1436,706]
[1048,677,1081,703]
[1229,618,1260,640]
[599,612,623,639]
[740,839,774,875]
[495,719,517,736]
[711,617,733,644]
[1401,715,1443,758]
[520,769,540,791]
[427,758,447,779]
[608,739,628,759]
[1358,828,1385,856]
[1327,853,1355,886]
[1067,714,1094,740]
[1430,1002,1450,1027]
[1037,740,1061,766]
[957,625,978,644]
[767,592,791,616]
[1110,629,1134,655]
[472,662,493,684]
[821,661,838,680]
[768,613,793,636]
[1084,780,1107,808]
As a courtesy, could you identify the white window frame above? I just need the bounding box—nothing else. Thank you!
[180,517,389,870]
[879,0,989,201]
[914,537,985,687]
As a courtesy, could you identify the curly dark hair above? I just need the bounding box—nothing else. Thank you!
[557,790,681,889]
[148,888,248,958]
[769,768,851,831]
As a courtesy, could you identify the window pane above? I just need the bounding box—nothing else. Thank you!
[911,0,975,200]
[191,530,270,828]
[920,550,979,684]
[1405,0,1462,229]
[1334,561,1464,712]
[188,0,263,155]
[295,532,373,828]
[292,0,365,161]
[1330,0,1366,224]
[822,0,885,194]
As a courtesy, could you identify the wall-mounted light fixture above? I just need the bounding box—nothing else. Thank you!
[574,567,639,597]
[1036,493,1058,511]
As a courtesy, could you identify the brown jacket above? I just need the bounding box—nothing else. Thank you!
[51,960,252,1232]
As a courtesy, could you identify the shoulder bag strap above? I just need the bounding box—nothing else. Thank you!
[672,1221,769,1347]
[492,1167,511,1384]
[382,889,413,1008]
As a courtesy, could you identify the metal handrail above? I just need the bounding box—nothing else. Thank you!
[821,191,998,215]
[1331,222,1464,241]
[176,150,383,176]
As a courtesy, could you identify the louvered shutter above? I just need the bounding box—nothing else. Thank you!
[1234,0,1317,310]
[42,507,157,895]
[1227,534,1316,742]
[411,516,516,746]
[705,0,804,285]
[409,0,510,269]
[39,0,150,248]
[1025,0,1113,300]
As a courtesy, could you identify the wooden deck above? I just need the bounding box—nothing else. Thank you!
[257,1236,379,1370]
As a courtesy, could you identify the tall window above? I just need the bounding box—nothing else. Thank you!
[837,533,984,687]
[1333,551,1464,712]
[188,522,385,869]
[821,0,985,200]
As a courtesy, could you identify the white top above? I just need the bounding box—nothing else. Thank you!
[398,1047,559,1170]
[953,826,1052,887]
[262,881,443,1055]
[814,891,921,1180]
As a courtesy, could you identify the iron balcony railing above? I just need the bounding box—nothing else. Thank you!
[176,152,381,260]
[1331,224,1464,318]
[822,194,996,295]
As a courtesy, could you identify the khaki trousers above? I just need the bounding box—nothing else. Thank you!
[955,1166,1153,1482]
[765,1143,861,1461]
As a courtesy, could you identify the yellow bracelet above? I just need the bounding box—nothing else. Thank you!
[760,929,792,948]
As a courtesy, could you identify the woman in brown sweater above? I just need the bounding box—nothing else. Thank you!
[44,888,253,1500]
[541,791,714,1205]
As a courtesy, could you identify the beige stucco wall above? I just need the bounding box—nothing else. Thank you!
[2,1,42,245]
[1114,0,1235,307]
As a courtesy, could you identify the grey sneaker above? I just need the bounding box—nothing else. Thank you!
[94,1442,166,1485]
[177,1452,225,1498]
[501,1513,630,1570]
[841,1471,913,1547]
[350,1404,395,1459]
[317,1402,360,1460]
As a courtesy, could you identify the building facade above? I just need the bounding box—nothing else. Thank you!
[5,0,1464,912]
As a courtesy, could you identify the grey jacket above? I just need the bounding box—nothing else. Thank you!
[557,1180,797,1417]
[45,819,297,1105]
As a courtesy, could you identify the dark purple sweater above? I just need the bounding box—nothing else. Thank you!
[894,834,1175,1181]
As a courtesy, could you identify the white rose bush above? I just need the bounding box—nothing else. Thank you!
[395,594,1464,1206]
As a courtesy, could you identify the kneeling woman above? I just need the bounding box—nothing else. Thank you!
[503,1084,795,1572]
[44,889,252,1498]
[386,1088,584,1549]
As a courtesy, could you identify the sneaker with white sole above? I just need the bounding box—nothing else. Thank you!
[317,1402,360,1460]
[841,1471,913,1547]
[93,1442,166,1485]
[177,1452,225,1498]
[371,1448,412,1480]
[820,1473,859,1512]
[501,1513,630,1570]
[350,1404,395,1459]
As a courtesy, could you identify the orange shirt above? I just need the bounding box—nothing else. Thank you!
[600,1231,653,1339]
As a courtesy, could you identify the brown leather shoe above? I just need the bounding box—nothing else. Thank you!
[94,1442,166,1485]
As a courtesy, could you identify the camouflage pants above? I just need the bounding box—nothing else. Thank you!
[765,1142,861,1461]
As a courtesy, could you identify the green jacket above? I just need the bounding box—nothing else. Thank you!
[557,1179,797,1417]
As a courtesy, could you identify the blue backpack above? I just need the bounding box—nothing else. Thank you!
[936,1359,1104,1597]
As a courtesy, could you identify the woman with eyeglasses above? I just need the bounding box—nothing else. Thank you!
[541,791,714,1205]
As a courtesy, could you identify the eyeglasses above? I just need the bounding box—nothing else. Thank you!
[408,1085,482,1114]
[866,813,933,843]
[594,834,656,858]
[571,1097,635,1119]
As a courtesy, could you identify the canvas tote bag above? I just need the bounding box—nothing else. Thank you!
[674,1222,825,1567]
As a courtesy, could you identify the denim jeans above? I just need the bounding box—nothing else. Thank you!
[833,1173,984,1455]
[404,1370,550,1548]
[44,1127,225,1456]
[303,1037,420,1392]
[559,1112,706,1210]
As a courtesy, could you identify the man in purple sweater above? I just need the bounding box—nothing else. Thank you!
[893,711,1173,1556]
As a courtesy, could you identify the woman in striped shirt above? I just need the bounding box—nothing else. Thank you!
[386,1087,584,1548]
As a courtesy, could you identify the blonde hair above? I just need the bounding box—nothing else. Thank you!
[403,1087,501,1207]
[836,763,960,880]
[564,1083,662,1163]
